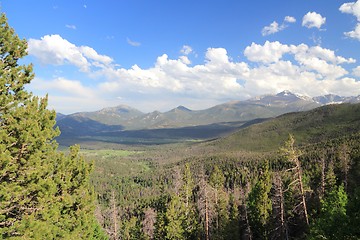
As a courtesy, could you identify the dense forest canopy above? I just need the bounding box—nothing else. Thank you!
[1,11,360,240]
[91,132,360,239]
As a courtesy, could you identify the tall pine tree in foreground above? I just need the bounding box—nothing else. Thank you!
[0,13,106,239]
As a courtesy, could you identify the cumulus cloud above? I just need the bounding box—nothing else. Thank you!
[96,42,356,106]
[97,47,249,98]
[28,34,113,72]
[28,35,360,113]
[244,41,355,79]
[285,16,296,23]
[261,16,296,36]
[353,66,360,76]
[340,0,360,21]
[79,46,113,65]
[302,12,326,29]
[244,41,295,63]
[340,1,360,41]
[344,23,360,40]
[180,45,193,55]
[262,21,284,36]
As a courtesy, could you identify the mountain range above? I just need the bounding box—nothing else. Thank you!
[56,91,360,146]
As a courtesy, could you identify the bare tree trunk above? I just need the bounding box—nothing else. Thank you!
[321,156,325,198]
[340,144,350,192]
[205,195,209,240]
[273,174,289,240]
[111,190,118,240]
[281,135,309,228]
[239,184,252,240]
[197,173,213,240]
[295,159,309,226]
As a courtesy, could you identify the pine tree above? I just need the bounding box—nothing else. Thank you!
[225,192,240,240]
[310,184,348,239]
[271,173,289,240]
[165,195,186,240]
[197,172,214,240]
[247,161,272,239]
[209,165,226,233]
[180,163,198,239]
[0,13,105,239]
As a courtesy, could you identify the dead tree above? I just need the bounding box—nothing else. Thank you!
[271,173,289,240]
[280,135,309,226]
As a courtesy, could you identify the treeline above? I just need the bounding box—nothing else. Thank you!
[92,133,360,239]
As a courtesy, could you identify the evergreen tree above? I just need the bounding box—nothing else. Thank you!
[209,165,226,234]
[165,195,186,240]
[0,13,105,239]
[310,184,348,239]
[123,216,143,240]
[347,187,360,237]
[225,192,240,240]
[247,161,272,239]
[180,164,198,239]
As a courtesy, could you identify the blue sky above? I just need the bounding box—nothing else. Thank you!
[2,0,360,113]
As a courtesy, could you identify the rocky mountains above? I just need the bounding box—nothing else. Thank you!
[55,91,360,145]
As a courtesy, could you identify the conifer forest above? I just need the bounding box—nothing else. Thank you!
[1,11,360,240]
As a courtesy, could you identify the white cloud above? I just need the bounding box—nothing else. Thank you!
[96,47,250,100]
[244,41,294,63]
[302,12,326,29]
[353,66,360,76]
[79,46,113,65]
[28,77,109,113]
[28,35,360,113]
[179,56,191,65]
[345,23,360,40]
[340,1,360,21]
[65,24,76,30]
[31,77,95,98]
[127,37,141,47]
[261,16,296,36]
[28,34,113,72]
[28,35,90,72]
[340,1,360,40]
[180,45,193,55]
[262,21,284,36]
[284,16,296,23]
[97,42,356,106]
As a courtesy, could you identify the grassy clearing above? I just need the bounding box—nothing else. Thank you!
[79,148,153,178]
[80,149,139,158]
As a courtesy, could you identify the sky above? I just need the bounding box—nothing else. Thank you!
[2,0,360,114]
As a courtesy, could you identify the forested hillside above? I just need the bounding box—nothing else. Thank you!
[2,8,360,240]
[90,103,360,239]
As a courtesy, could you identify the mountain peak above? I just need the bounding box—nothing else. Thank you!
[175,105,192,112]
[276,90,295,97]
[98,104,143,114]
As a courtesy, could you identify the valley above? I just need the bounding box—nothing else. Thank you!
[3,2,360,238]
[56,91,360,147]
[80,101,360,239]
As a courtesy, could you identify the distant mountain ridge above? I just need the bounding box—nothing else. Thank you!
[214,102,360,152]
[313,94,360,105]
[56,91,360,136]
